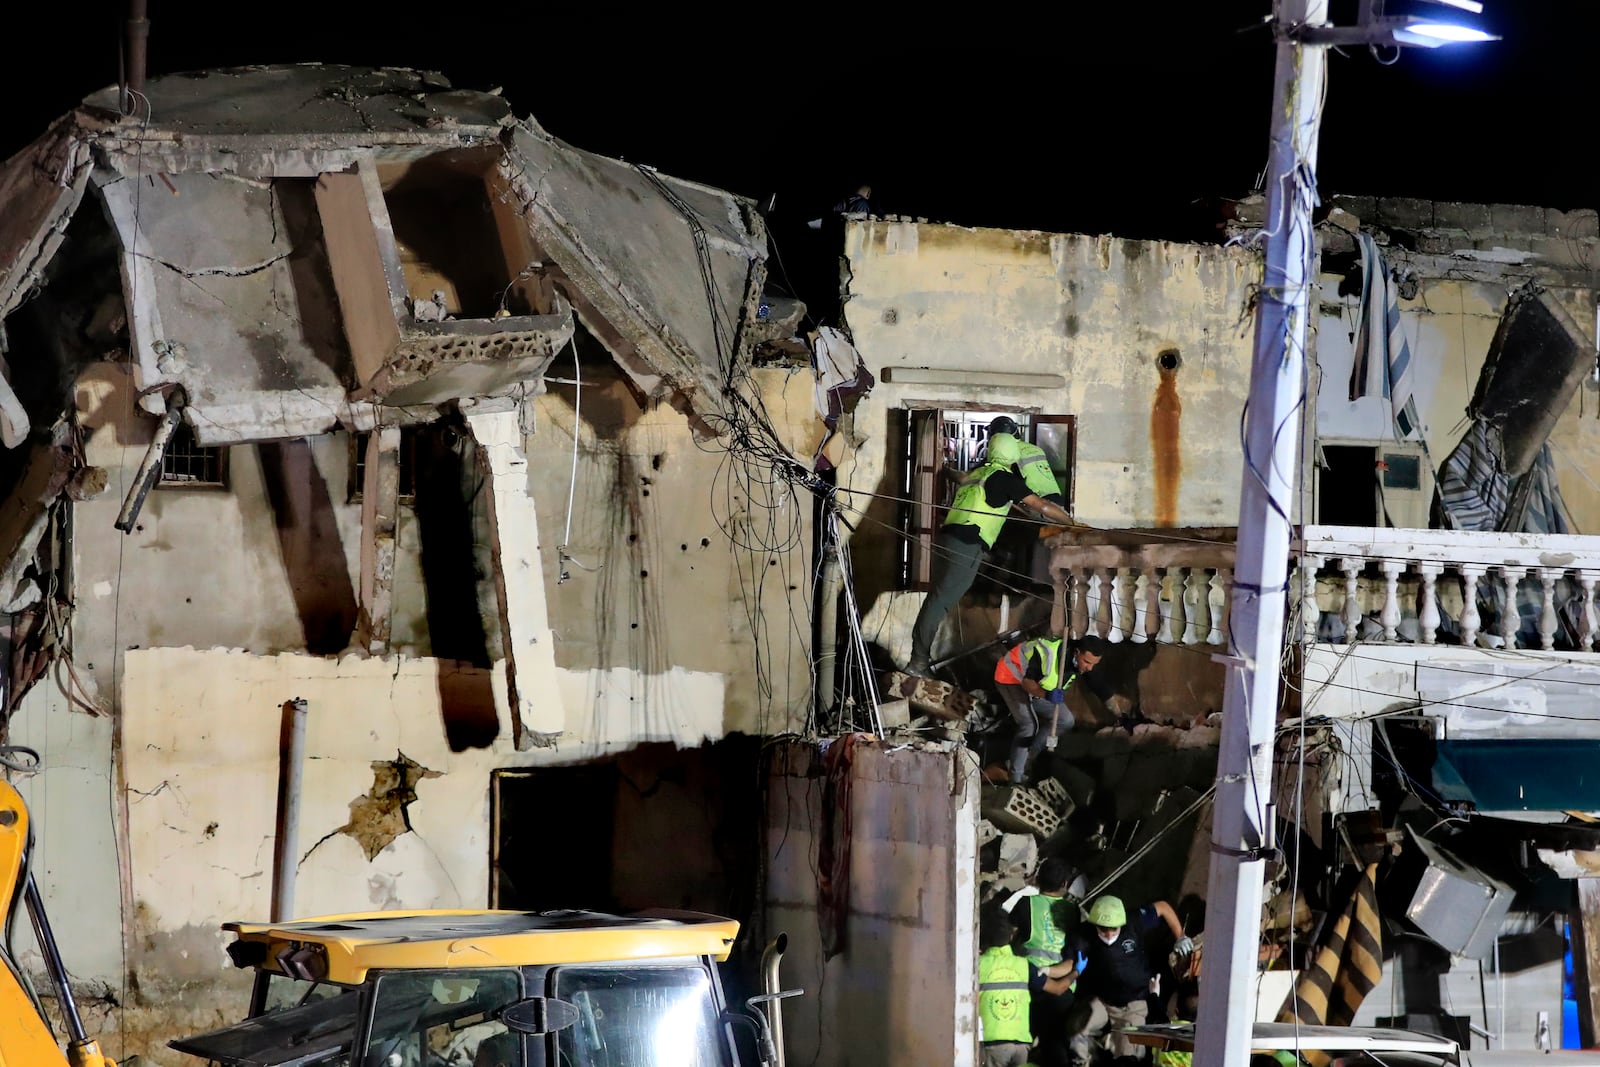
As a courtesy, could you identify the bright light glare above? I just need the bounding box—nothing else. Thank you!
[1420,0,1484,12]
[652,982,713,1067]
[1407,20,1496,41]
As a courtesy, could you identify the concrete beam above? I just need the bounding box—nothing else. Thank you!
[466,409,562,748]
[357,427,401,652]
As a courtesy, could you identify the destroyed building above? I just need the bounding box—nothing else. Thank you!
[6,61,1600,1067]
[0,65,816,1061]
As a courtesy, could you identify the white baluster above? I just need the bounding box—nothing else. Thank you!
[1157,569,1176,644]
[1087,572,1104,639]
[1070,570,1087,640]
[1108,569,1126,643]
[1300,554,1324,643]
[1182,568,1202,644]
[1339,557,1363,643]
[1208,569,1229,645]
[1133,571,1151,644]
[1538,567,1561,652]
[1416,562,1441,646]
[1458,565,1484,648]
[1497,566,1519,649]
[1579,572,1598,652]
[1379,560,1403,643]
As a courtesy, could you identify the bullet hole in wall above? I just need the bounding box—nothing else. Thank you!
[652,454,665,470]
[631,623,639,629]
[643,489,650,497]
[628,533,638,543]
[681,544,688,551]
[1157,348,1182,372]
[640,570,649,578]
[700,537,711,547]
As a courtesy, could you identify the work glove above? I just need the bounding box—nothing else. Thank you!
[1076,950,1089,971]
[1173,935,1195,958]
[1049,688,1066,705]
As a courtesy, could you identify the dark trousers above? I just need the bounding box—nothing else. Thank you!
[910,530,986,666]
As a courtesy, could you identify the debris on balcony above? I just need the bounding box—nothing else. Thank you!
[1438,282,1589,535]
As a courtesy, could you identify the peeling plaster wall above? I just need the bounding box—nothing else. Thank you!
[838,221,1260,645]
[8,646,758,1065]
[1313,273,1600,532]
[529,363,817,738]
[764,741,981,1067]
[840,221,1260,529]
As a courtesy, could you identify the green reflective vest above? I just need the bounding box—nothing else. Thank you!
[995,637,1064,691]
[979,947,1032,1045]
[1016,442,1062,501]
[945,464,1012,547]
[1021,894,1066,965]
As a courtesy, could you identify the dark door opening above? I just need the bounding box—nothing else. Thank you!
[493,764,618,912]
[1317,444,1379,527]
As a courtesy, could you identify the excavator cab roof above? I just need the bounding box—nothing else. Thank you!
[224,908,740,986]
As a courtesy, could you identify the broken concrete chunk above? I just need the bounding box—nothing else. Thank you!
[998,833,1038,880]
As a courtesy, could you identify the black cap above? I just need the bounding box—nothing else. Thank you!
[987,415,1020,437]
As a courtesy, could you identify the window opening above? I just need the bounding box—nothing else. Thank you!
[349,429,420,504]
[896,409,1075,591]
[158,422,227,488]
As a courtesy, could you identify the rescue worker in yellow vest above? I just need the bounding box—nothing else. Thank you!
[905,430,1076,677]
[980,906,1075,1067]
[986,415,1066,503]
[1061,896,1193,1067]
[1002,858,1081,1064]
[995,631,1111,784]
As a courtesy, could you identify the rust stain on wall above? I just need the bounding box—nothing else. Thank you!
[1151,351,1184,527]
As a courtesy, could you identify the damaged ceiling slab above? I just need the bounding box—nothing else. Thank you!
[0,64,766,447]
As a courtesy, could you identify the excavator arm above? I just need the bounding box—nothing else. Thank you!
[1,771,115,1067]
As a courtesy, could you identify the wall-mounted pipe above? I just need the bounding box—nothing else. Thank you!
[114,387,186,534]
[272,698,309,922]
[121,0,150,115]
[760,933,789,1067]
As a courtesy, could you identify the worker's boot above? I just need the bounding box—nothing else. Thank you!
[905,655,932,678]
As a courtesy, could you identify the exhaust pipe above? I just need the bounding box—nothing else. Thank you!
[760,933,789,1067]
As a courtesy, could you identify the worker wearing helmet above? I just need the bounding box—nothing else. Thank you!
[1060,895,1193,1067]
[985,415,1068,504]
[905,426,1076,678]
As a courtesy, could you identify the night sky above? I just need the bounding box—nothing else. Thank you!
[3,1,1587,319]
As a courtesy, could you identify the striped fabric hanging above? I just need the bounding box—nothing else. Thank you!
[1276,862,1384,1067]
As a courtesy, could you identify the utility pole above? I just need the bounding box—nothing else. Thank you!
[1194,2,1327,1065]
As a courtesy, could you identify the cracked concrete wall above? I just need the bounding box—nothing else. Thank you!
[1312,273,1600,532]
[96,170,357,439]
[13,637,765,1064]
[70,364,430,703]
[529,362,818,738]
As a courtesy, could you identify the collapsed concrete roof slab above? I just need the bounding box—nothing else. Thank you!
[0,64,765,446]
[80,65,513,142]
[504,121,766,422]
[0,119,94,446]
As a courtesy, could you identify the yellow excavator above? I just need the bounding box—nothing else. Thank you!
[0,747,117,1067]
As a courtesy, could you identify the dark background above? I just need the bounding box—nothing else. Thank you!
[3,1,1586,320]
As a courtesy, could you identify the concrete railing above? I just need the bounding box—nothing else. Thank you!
[1046,528,1238,646]
[1046,524,1600,654]
[1297,524,1600,652]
